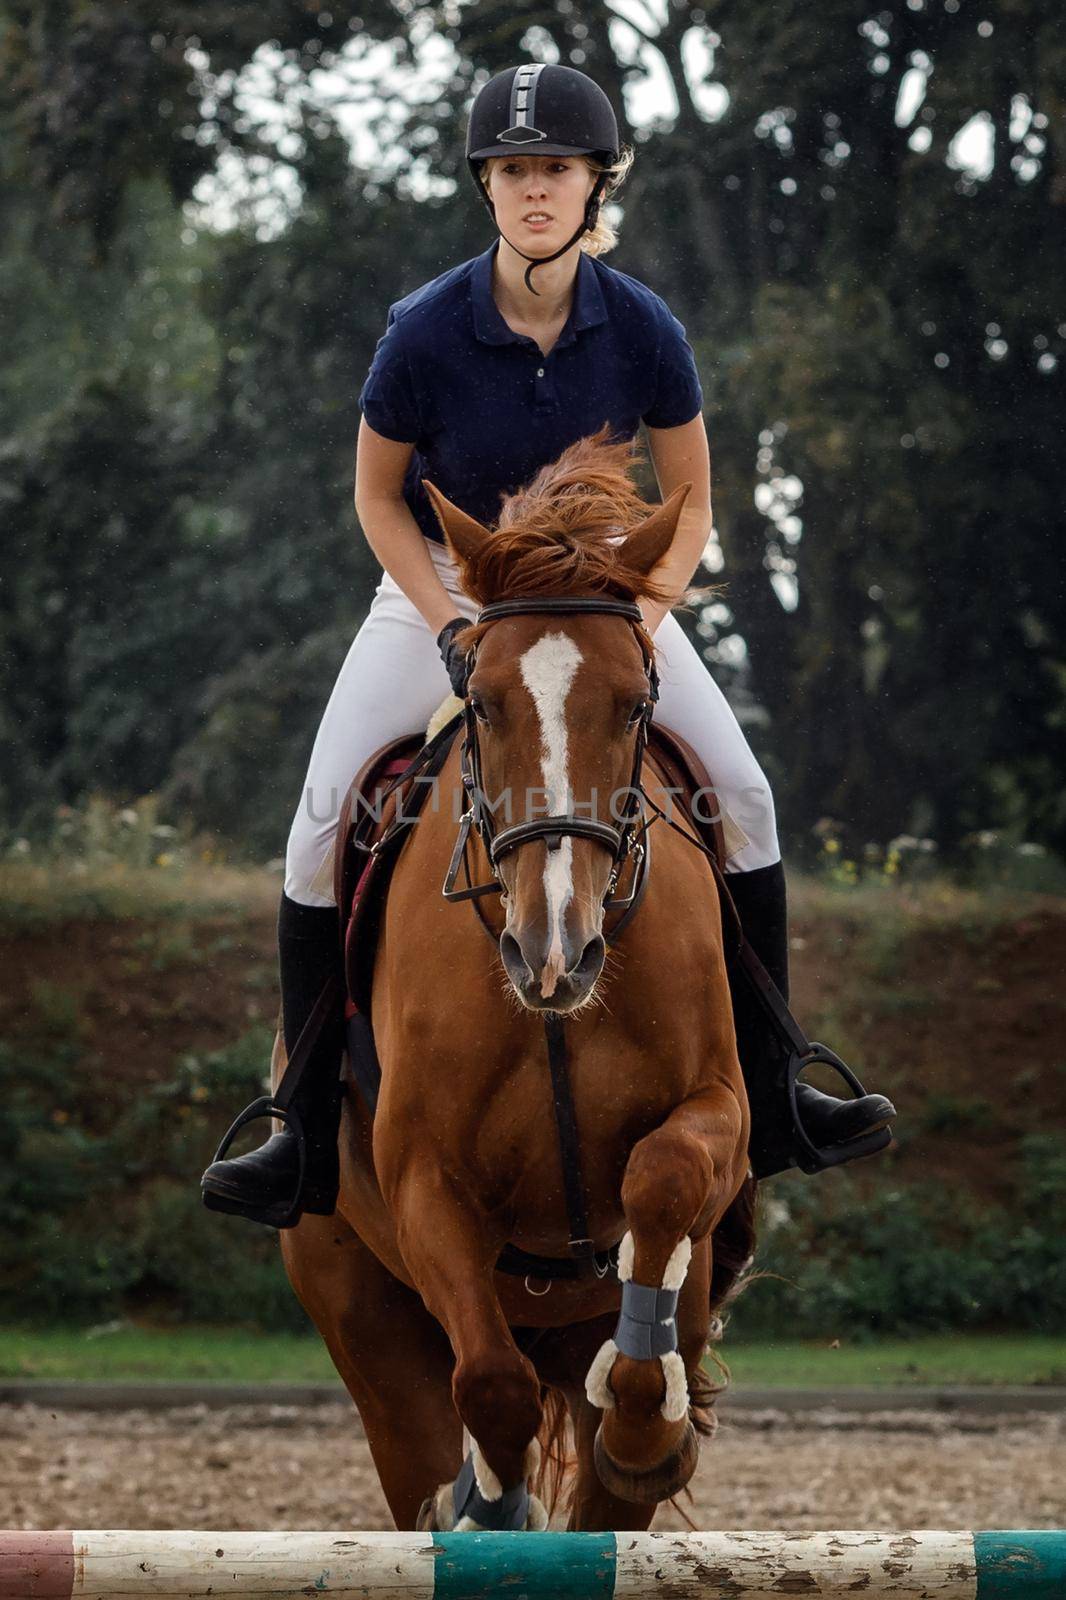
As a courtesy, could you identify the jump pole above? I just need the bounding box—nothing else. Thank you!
[1,1530,1064,1600]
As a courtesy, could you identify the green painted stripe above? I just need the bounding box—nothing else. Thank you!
[975,1532,1066,1600]
[433,1530,617,1600]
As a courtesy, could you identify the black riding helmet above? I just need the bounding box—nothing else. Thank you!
[466,63,621,296]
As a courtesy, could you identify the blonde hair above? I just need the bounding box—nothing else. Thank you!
[478,145,635,257]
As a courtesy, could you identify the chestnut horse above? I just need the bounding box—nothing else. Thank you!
[279,430,754,1531]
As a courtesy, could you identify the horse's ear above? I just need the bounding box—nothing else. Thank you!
[623,481,694,577]
[422,479,492,564]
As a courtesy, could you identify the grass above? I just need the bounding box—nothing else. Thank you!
[1,1327,1063,1388]
[0,859,279,930]
[0,1326,337,1384]
[723,1334,1066,1388]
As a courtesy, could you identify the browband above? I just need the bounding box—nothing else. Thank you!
[475,597,644,623]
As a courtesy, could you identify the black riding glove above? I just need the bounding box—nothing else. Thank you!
[436,615,472,699]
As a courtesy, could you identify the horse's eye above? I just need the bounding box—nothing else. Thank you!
[470,696,490,725]
[627,699,648,728]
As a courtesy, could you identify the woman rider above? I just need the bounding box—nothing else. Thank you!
[200,63,895,1229]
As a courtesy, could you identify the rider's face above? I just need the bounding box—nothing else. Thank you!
[485,155,599,254]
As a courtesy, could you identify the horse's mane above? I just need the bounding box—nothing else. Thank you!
[448,424,681,662]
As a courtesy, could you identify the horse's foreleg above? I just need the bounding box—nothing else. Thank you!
[563,1379,661,1532]
[388,1160,546,1530]
[281,1210,463,1529]
[585,1084,746,1503]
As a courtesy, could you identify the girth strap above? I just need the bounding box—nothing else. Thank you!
[493,1240,618,1279]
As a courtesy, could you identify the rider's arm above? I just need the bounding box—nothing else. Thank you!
[640,412,715,637]
[354,417,464,638]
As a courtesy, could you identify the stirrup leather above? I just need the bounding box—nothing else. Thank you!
[721,890,893,1176]
[201,971,342,1229]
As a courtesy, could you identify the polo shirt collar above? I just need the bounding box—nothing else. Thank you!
[469,238,607,349]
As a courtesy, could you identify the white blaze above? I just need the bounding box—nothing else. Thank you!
[518,631,583,996]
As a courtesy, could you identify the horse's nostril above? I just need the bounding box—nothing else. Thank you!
[573,933,606,983]
[500,928,531,981]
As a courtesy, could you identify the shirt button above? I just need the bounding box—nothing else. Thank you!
[536,367,545,377]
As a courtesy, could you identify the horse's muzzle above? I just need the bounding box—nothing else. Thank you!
[500,927,606,1011]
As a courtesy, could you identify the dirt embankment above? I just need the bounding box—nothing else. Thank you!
[5,882,1065,1207]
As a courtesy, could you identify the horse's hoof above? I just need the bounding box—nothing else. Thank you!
[415,1494,436,1532]
[416,1485,548,1532]
[593,1417,699,1504]
[415,1485,453,1531]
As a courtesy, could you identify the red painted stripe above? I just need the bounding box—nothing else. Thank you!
[0,1531,75,1598]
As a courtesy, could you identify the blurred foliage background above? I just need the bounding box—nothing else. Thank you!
[1,1,1065,1349]
[1,0,1063,871]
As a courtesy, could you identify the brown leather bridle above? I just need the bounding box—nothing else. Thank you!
[441,594,661,928]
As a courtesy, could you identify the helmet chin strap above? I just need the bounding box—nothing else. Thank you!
[494,173,611,296]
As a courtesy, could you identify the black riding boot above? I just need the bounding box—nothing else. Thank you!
[200,890,345,1228]
[724,859,896,1180]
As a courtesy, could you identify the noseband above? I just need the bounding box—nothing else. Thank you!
[442,595,660,919]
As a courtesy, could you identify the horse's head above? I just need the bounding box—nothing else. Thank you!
[423,427,692,1013]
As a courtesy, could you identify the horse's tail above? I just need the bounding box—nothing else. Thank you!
[533,1382,575,1521]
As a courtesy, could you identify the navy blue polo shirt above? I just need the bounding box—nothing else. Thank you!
[357,238,703,545]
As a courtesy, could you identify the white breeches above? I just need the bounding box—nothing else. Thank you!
[284,537,781,907]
